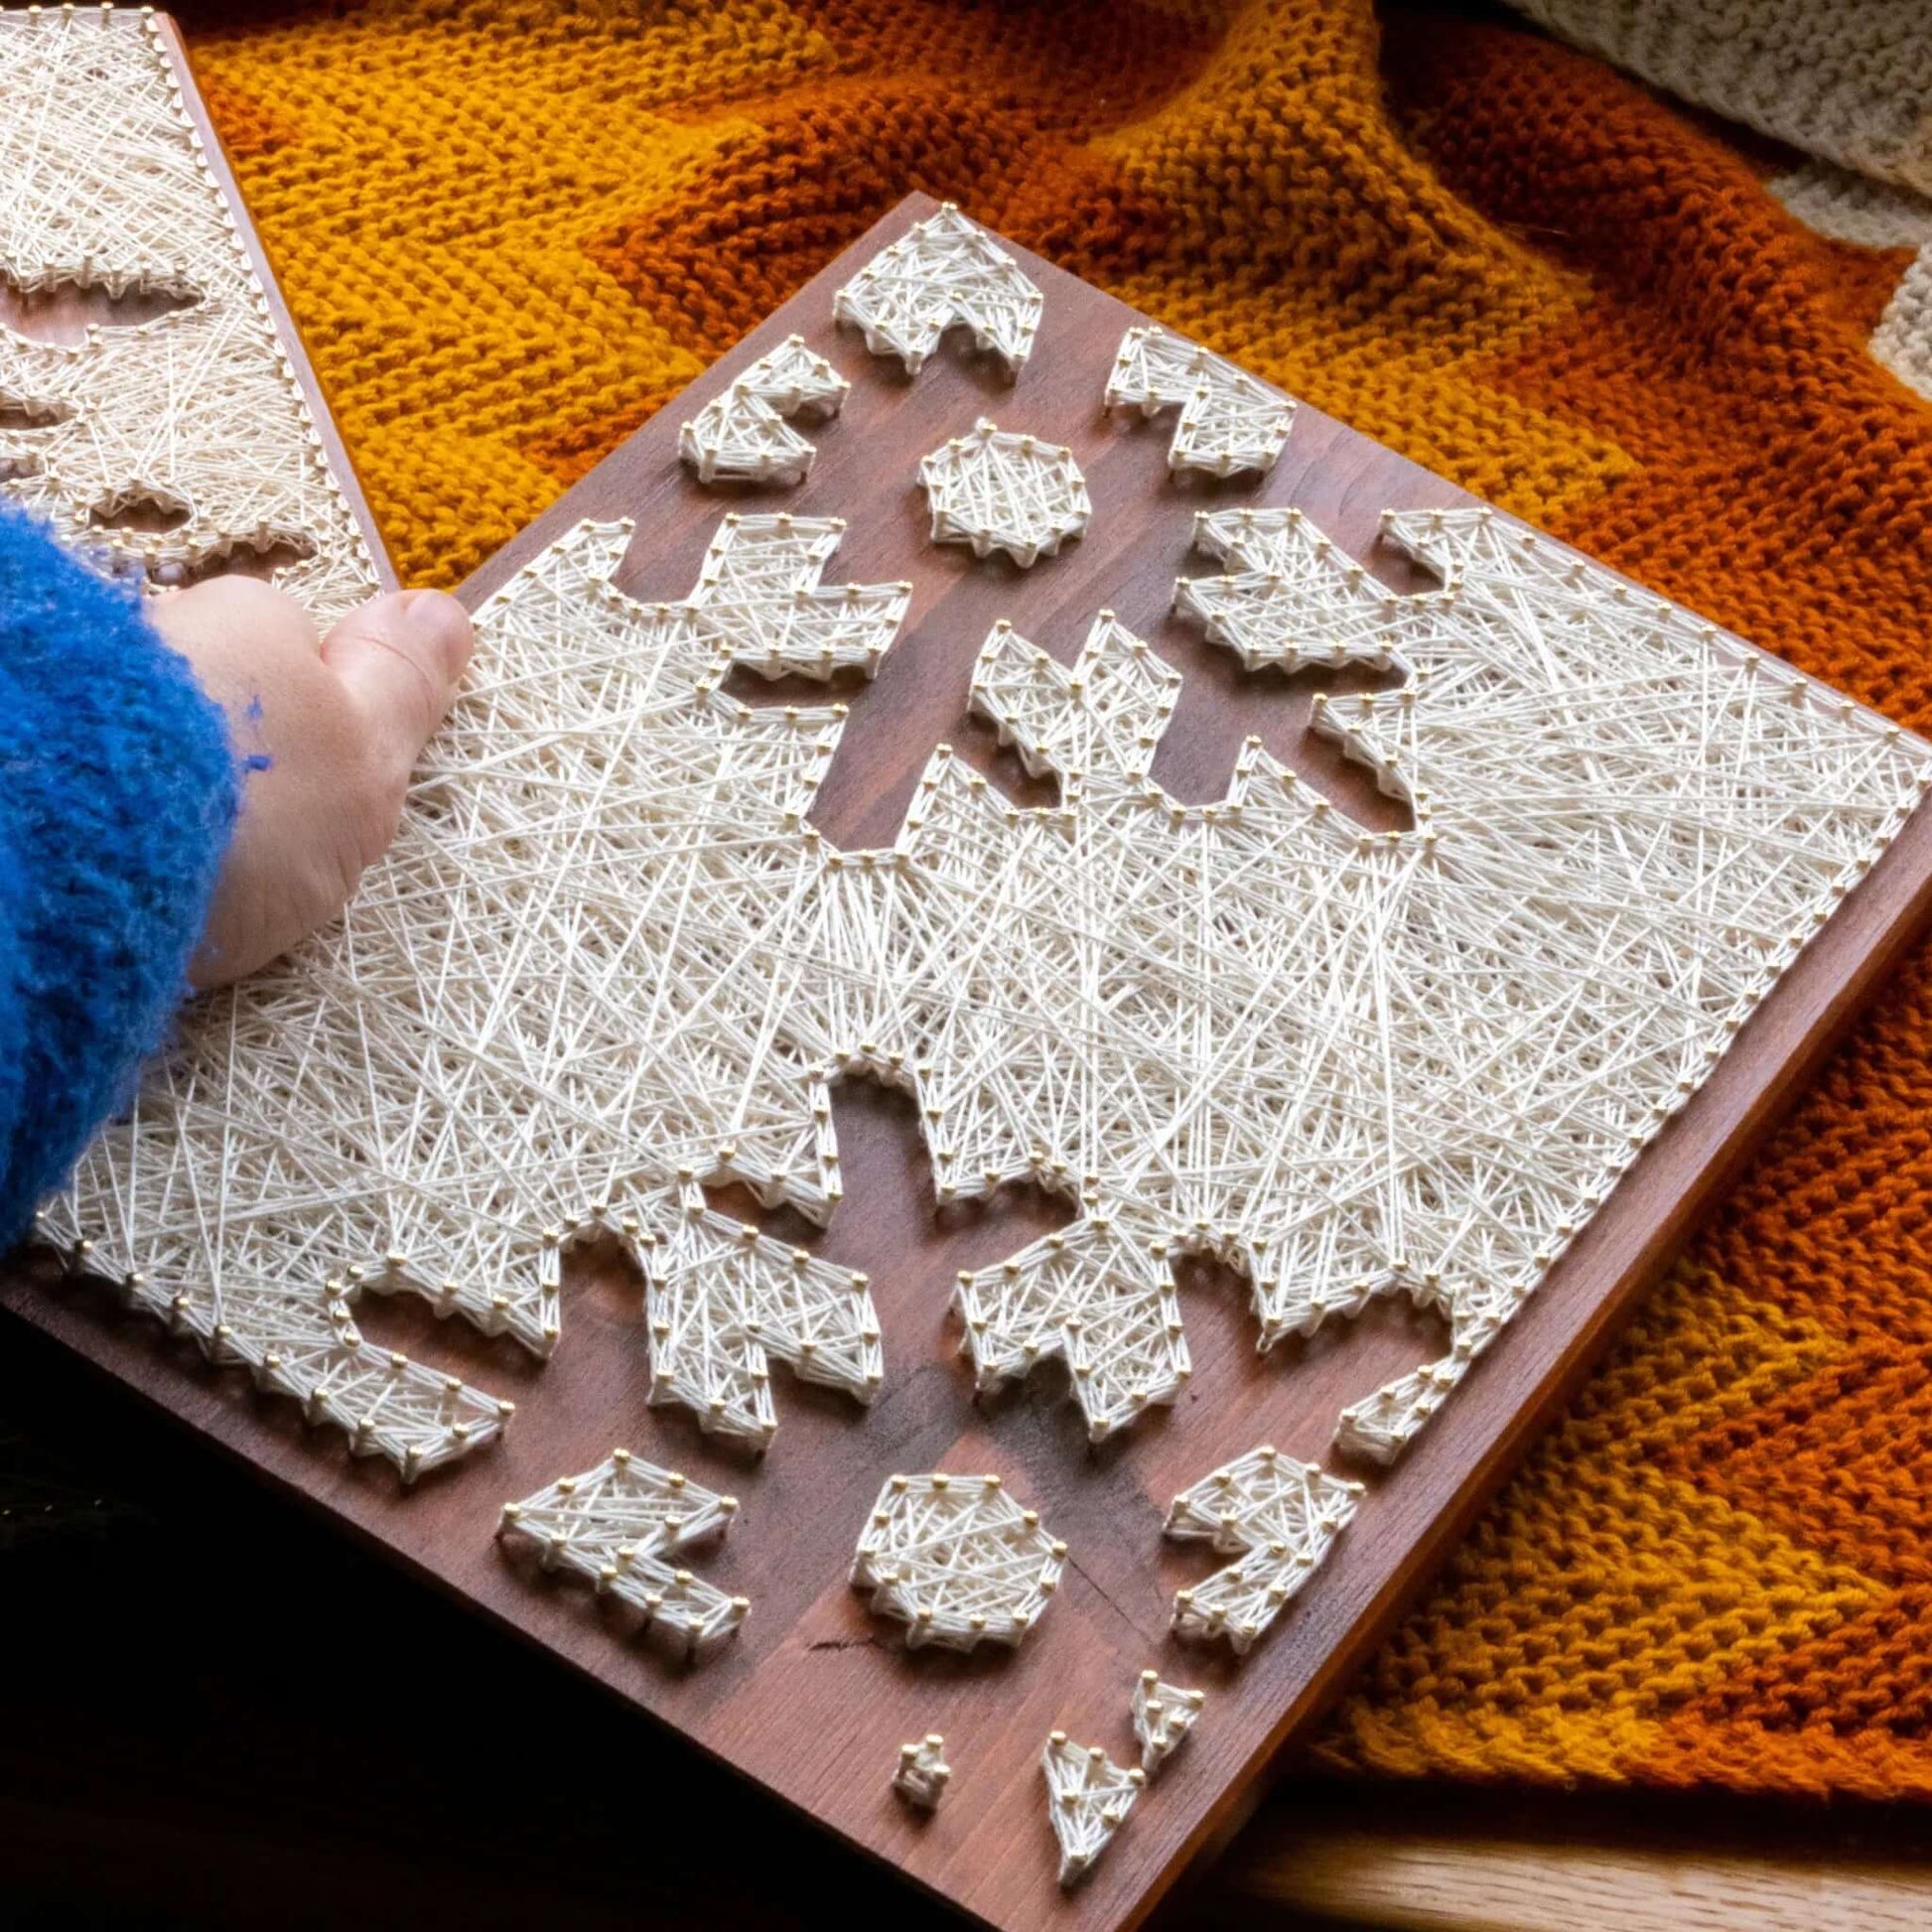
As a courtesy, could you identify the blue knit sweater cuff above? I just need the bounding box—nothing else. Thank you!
[0,508,238,1240]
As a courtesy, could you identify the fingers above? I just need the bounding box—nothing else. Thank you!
[322,588,474,784]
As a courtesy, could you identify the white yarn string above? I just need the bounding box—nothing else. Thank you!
[49,491,1932,1477]
[893,1733,951,1811]
[1131,1669,1204,1774]
[918,417,1091,568]
[0,6,379,619]
[1166,1444,1364,1653]
[497,1447,748,1659]
[850,1470,1066,1650]
[1042,1732,1144,1887]
[833,203,1041,377]
[1104,324,1297,478]
[678,334,849,486]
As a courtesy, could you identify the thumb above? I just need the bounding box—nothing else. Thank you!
[322,588,474,782]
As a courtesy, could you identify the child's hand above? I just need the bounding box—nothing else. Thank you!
[148,576,474,989]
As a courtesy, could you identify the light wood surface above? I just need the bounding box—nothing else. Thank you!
[1257,1835,1932,1932]
[10,177,1932,1932]
[1219,1785,1932,1932]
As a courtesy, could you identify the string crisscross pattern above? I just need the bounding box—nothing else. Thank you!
[1132,1670,1204,1774]
[1166,1445,1365,1652]
[0,7,378,618]
[497,1447,748,1657]
[678,333,849,486]
[50,511,905,1469]
[49,491,1932,1479]
[1042,1733,1144,1887]
[926,507,1929,1458]
[833,203,1042,376]
[1104,324,1297,478]
[850,1471,1067,1650]
[918,417,1090,567]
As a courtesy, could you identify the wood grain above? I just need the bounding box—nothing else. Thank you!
[7,190,1932,1932]
[1242,1831,1932,1932]
[1222,1783,1932,1932]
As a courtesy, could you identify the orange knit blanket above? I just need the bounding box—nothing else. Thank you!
[190,0,1932,1800]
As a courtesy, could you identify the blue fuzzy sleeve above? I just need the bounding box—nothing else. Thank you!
[0,507,237,1241]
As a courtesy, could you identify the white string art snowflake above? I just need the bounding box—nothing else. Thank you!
[850,1472,1066,1650]
[498,1448,748,1658]
[1042,1733,1145,1887]
[918,418,1091,567]
[678,334,849,486]
[833,202,1041,376]
[1131,1670,1204,1774]
[1104,324,1297,478]
[0,7,379,619]
[1166,1446,1363,1653]
[49,488,1932,1481]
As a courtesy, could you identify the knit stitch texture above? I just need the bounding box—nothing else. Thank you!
[181,0,1932,1799]
[0,506,236,1242]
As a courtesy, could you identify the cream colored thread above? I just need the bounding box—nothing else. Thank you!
[51,511,903,1468]
[833,202,1041,376]
[0,7,378,618]
[851,1471,1066,1650]
[497,1448,748,1658]
[918,417,1090,567]
[50,495,1932,1473]
[1104,324,1296,478]
[1132,1669,1204,1774]
[1042,1732,1144,1887]
[1166,1444,1363,1653]
[893,1733,951,1811]
[678,334,849,486]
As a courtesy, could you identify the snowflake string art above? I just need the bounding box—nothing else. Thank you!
[0,8,379,618]
[1131,1671,1204,1774]
[678,335,849,486]
[1104,324,1297,478]
[833,202,1042,376]
[498,1448,748,1658]
[51,494,1932,1480]
[1042,1734,1145,1887]
[1165,1446,1363,1653]
[850,1472,1066,1651]
[918,418,1091,567]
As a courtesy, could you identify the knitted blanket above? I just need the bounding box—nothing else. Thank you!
[186,0,1932,1801]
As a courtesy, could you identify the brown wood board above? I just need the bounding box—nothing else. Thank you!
[8,192,1932,1932]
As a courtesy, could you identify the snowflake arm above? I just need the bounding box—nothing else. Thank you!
[833,203,1042,376]
[678,336,849,486]
[498,1448,748,1658]
[1104,325,1296,478]
[1166,1446,1363,1653]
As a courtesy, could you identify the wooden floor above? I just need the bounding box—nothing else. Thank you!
[4,1317,1928,1932]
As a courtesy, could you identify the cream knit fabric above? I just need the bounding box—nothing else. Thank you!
[1508,1,1931,194]
[1510,6,1932,401]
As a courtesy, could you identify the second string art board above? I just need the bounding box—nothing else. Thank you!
[15,186,1932,1931]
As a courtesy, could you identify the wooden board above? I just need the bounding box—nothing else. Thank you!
[9,187,1932,1932]
[0,12,395,595]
